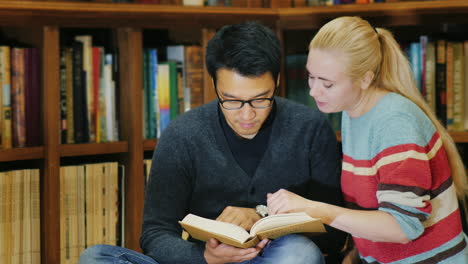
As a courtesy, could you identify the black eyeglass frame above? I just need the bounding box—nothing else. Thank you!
[214,86,277,110]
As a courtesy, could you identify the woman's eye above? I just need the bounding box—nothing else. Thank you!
[324,83,333,88]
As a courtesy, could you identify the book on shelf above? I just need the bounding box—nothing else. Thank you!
[452,42,464,132]
[60,162,122,263]
[179,212,325,249]
[0,169,40,263]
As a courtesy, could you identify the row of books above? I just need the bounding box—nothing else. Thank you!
[60,162,124,264]
[60,35,120,144]
[0,46,42,150]
[406,37,468,132]
[112,0,269,6]
[105,0,407,5]
[285,54,341,132]
[0,168,41,263]
[143,45,204,139]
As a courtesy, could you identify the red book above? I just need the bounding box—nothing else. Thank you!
[92,47,101,143]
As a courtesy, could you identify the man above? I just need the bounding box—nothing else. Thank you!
[79,21,345,264]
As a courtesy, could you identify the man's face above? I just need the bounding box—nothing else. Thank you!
[216,68,276,139]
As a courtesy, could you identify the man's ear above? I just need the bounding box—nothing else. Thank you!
[276,75,281,88]
[361,71,374,90]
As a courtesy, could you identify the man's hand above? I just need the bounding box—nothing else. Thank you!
[204,238,269,264]
[216,206,261,231]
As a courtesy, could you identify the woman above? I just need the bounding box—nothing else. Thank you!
[267,16,468,263]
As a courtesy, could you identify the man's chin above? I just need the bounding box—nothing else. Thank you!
[235,129,259,139]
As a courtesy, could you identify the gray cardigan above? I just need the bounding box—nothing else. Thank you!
[140,97,345,264]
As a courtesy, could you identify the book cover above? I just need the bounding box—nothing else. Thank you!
[1,46,11,149]
[184,46,204,109]
[436,39,447,126]
[75,35,96,143]
[446,41,453,130]
[452,42,464,132]
[72,41,90,143]
[64,47,75,144]
[425,41,436,114]
[11,47,26,148]
[180,212,326,249]
[157,63,170,134]
[25,47,41,147]
[60,48,68,144]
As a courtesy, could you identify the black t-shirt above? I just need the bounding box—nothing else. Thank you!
[219,103,276,178]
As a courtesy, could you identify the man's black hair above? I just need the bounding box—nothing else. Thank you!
[205,21,281,86]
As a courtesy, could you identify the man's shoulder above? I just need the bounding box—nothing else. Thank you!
[160,101,217,139]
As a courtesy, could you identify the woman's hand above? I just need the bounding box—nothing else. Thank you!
[267,189,315,216]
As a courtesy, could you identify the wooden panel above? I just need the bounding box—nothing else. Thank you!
[59,142,129,157]
[0,1,277,28]
[41,25,60,264]
[202,28,216,104]
[0,147,43,162]
[449,132,468,143]
[117,27,145,252]
[278,0,468,29]
[143,139,157,152]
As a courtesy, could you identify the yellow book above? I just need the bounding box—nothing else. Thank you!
[179,212,325,249]
[1,46,12,149]
[30,169,40,264]
[84,164,95,248]
[22,170,32,264]
[76,166,86,257]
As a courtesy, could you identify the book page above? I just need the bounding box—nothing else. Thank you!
[250,212,317,236]
[181,214,251,243]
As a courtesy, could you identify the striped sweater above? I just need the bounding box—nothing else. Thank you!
[341,93,468,263]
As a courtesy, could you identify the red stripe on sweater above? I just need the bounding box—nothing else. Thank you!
[355,209,464,263]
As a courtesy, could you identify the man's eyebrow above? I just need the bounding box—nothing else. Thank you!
[222,90,271,98]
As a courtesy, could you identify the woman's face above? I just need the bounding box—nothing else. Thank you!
[306,49,363,115]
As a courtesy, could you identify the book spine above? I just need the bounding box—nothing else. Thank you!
[72,41,90,143]
[65,48,75,144]
[436,39,447,126]
[446,42,454,130]
[11,48,26,148]
[452,42,464,132]
[184,46,204,109]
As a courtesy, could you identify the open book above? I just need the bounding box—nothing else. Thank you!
[179,212,326,248]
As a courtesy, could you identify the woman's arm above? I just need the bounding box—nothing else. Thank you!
[267,189,410,244]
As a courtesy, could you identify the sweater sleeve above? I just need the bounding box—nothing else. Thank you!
[307,117,347,255]
[373,115,442,241]
[139,124,207,264]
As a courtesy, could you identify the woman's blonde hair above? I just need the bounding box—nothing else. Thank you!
[309,16,468,207]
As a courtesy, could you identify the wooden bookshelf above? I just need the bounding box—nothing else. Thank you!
[59,142,128,156]
[0,146,43,162]
[0,1,467,263]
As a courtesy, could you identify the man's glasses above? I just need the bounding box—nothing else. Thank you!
[215,88,276,110]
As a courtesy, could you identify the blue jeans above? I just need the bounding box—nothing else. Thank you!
[79,234,325,264]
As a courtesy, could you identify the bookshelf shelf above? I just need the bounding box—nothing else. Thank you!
[278,0,468,29]
[0,1,277,28]
[59,141,129,157]
[0,1,467,263]
[0,146,43,162]
[449,132,468,143]
[143,139,157,152]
